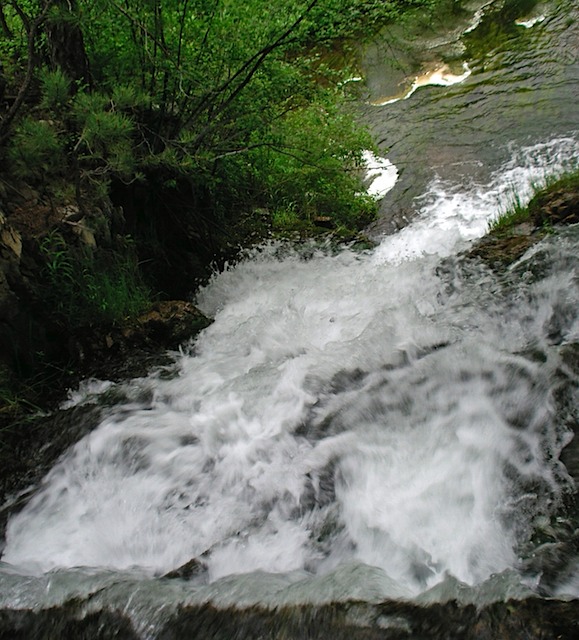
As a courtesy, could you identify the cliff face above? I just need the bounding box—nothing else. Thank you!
[0,183,107,385]
[0,191,42,381]
[0,181,214,525]
[0,179,213,418]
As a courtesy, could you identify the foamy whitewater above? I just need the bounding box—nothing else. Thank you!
[1,135,577,615]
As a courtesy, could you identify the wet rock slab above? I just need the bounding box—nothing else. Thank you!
[67,300,212,381]
[0,402,104,544]
[466,182,579,270]
[0,597,578,639]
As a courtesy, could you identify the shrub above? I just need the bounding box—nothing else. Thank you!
[72,91,137,180]
[247,95,379,234]
[111,84,151,112]
[8,118,64,181]
[39,68,71,111]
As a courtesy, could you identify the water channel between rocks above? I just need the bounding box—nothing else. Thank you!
[0,0,578,637]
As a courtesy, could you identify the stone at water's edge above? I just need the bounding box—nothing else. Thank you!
[0,597,577,639]
[162,556,208,580]
[530,186,579,227]
[466,184,579,269]
[67,300,213,381]
[466,233,538,269]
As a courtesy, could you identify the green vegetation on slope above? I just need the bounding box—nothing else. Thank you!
[39,231,151,326]
[0,0,448,412]
[0,0,447,243]
[488,169,579,235]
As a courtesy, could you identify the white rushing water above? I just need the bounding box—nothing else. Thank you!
[363,150,399,198]
[1,134,578,611]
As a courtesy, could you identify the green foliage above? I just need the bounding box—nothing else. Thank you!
[83,110,134,168]
[80,109,134,151]
[40,232,152,326]
[81,253,152,323]
[1,0,445,243]
[301,0,438,43]
[271,206,303,232]
[8,118,64,180]
[111,84,151,112]
[71,92,110,121]
[488,189,532,234]
[40,68,71,111]
[72,91,136,178]
[0,3,29,75]
[40,231,75,283]
[246,94,378,233]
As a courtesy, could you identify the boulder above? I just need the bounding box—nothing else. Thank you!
[530,185,579,227]
[67,300,212,381]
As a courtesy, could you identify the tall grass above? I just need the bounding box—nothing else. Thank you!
[488,189,532,234]
[40,232,153,326]
[488,168,579,234]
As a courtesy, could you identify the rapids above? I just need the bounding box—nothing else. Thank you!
[0,0,578,636]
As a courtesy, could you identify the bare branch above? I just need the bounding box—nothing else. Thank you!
[186,0,320,151]
[0,4,13,38]
[107,0,170,59]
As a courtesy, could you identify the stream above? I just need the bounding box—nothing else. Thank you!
[1,0,578,637]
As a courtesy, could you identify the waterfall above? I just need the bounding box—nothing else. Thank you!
[1,0,578,635]
[2,133,577,608]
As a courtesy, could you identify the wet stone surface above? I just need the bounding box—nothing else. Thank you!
[0,597,578,639]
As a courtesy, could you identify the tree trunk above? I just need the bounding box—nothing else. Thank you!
[45,0,91,86]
